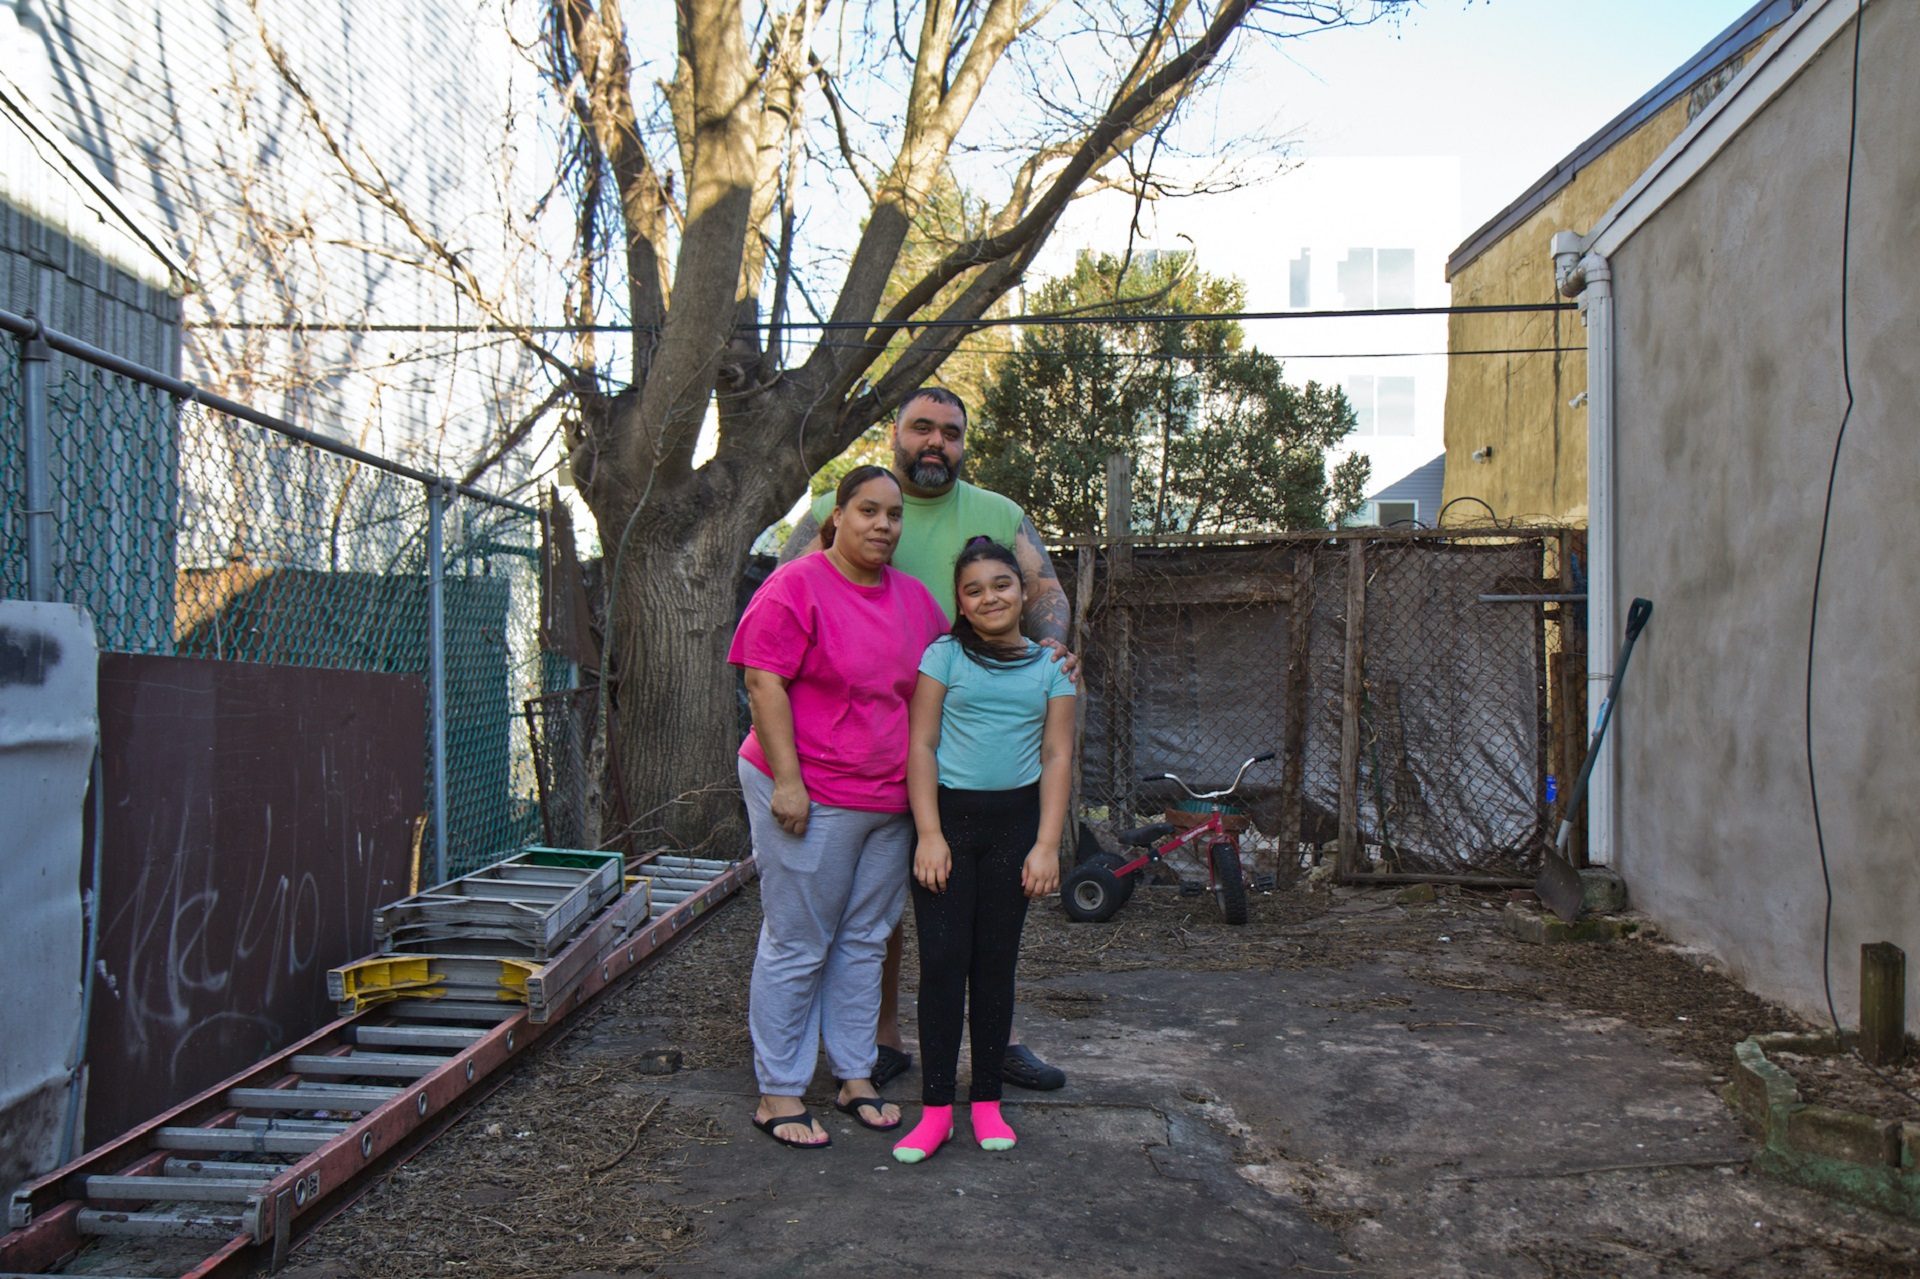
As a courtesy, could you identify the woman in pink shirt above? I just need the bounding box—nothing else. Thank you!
[728,466,949,1149]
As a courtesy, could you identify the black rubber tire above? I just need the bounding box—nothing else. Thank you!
[1083,851,1137,906]
[1063,863,1125,922]
[1210,842,1249,926]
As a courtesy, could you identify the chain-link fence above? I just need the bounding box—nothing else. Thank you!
[0,335,22,602]
[1062,527,1585,884]
[1,308,549,877]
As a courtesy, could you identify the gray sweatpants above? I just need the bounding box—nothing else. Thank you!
[740,759,911,1094]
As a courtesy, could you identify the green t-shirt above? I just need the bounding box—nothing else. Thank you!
[811,479,1024,622]
[918,636,1076,791]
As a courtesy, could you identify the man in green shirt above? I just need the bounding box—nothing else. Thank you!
[780,387,1075,1092]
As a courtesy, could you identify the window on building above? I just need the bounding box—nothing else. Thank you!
[1345,375,1376,434]
[1377,249,1416,308]
[1289,249,1312,308]
[1377,376,1415,435]
[1375,499,1418,527]
[1337,247,1418,310]
[1338,248,1374,308]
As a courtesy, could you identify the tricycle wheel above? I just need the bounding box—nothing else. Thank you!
[1063,863,1125,922]
[1210,841,1248,926]
[1082,851,1136,906]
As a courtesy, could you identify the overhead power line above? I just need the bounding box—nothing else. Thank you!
[185,300,1577,335]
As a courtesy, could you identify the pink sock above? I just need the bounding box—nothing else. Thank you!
[892,1105,953,1164]
[970,1101,1016,1152]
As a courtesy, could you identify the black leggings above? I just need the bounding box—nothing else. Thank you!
[912,784,1038,1105]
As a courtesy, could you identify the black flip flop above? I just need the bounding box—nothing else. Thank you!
[871,1043,913,1089]
[833,1094,902,1132]
[753,1111,831,1149]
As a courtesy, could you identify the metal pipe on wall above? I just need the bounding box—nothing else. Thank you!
[426,480,450,886]
[19,317,53,602]
[1553,230,1618,867]
[1580,252,1617,868]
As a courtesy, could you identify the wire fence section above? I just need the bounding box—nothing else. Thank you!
[1060,527,1585,883]
[1,311,547,876]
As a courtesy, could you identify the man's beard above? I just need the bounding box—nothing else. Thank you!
[904,451,955,489]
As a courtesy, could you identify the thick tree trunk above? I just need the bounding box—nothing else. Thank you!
[593,486,761,853]
[581,393,799,856]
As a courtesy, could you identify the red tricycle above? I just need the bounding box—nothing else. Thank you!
[1063,750,1276,926]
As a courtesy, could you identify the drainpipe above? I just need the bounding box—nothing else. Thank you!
[1553,231,1617,867]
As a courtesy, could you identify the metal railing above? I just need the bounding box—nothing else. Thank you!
[0,306,548,880]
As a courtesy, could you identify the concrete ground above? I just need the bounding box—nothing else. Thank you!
[294,883,1920,1278]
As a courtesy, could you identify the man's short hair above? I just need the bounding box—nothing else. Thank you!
[894,386,968,429]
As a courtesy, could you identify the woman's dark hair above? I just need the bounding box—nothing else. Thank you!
[950,536,1041,668]
[821,465,901,549]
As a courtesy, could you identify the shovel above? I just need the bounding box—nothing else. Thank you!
[1536,597,1654,922]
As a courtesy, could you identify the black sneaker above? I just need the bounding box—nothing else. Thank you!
[871,1043,913,1089]
[1000,1043,1066,1091]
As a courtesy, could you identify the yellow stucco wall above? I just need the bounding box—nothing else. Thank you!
[1440,35,1775,525]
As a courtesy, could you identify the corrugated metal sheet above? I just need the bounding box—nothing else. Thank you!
[0,601,96,1201]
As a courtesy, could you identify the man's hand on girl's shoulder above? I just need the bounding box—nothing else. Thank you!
[1035,637,1081,685]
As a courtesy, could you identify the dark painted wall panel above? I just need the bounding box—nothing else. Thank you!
[88,655,422,1144]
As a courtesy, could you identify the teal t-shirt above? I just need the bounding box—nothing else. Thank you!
[918,635,1075,791]
[812,480,1024,623]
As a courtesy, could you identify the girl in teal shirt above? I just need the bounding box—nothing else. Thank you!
[894,538,1076,1163]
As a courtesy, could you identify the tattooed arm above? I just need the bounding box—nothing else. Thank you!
[1013,515,1079,681]
[779,508,825,563]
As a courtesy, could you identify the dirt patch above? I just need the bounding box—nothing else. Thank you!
[1771,1048,1920,1121]
[290,876,1920,1279]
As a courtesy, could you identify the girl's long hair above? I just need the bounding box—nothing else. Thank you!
[950,537,1042,669]
[820,464,900,550]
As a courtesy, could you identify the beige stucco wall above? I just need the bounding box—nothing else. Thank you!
[1441,40,1773,525]
[1608,0,1920,1026]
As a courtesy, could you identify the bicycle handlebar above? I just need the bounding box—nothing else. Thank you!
[1139,750,1277,801]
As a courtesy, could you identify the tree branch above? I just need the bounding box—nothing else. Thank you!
[460,381,570,488]
[247,0,577,385]
[833,0,1259,404]
[551,0,674,343]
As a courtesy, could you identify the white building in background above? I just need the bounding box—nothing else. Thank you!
[1035,155,1463,526]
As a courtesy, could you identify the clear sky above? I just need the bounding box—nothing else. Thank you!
[1217,0,1765,240]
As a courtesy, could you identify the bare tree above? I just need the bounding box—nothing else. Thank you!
[529,0,1402,848]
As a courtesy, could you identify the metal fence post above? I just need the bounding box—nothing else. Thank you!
[427,478,450,885]
[20,314,54,601]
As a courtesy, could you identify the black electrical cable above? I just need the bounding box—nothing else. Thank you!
[1437,494,1502,526]
[184,301,1577,335]
[1805,0,1864,1037]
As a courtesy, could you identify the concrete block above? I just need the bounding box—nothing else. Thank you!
[1394,883,1437,905]
[1729,1038,1799,1133]
[1786,1106,1901,1167]
[1502,903,1639,944]
[1578,867,1628,913]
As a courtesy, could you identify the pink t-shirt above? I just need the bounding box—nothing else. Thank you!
[728,553,949,812]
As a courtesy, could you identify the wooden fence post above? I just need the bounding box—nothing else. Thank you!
[1337,536,1367,878]
[1105,455,1134,820]
[1861,942,1907,1066]
[1066,543,1095,860]
[1279,545,1316,855]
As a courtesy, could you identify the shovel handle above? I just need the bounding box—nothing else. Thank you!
[1624,597,1653,641]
